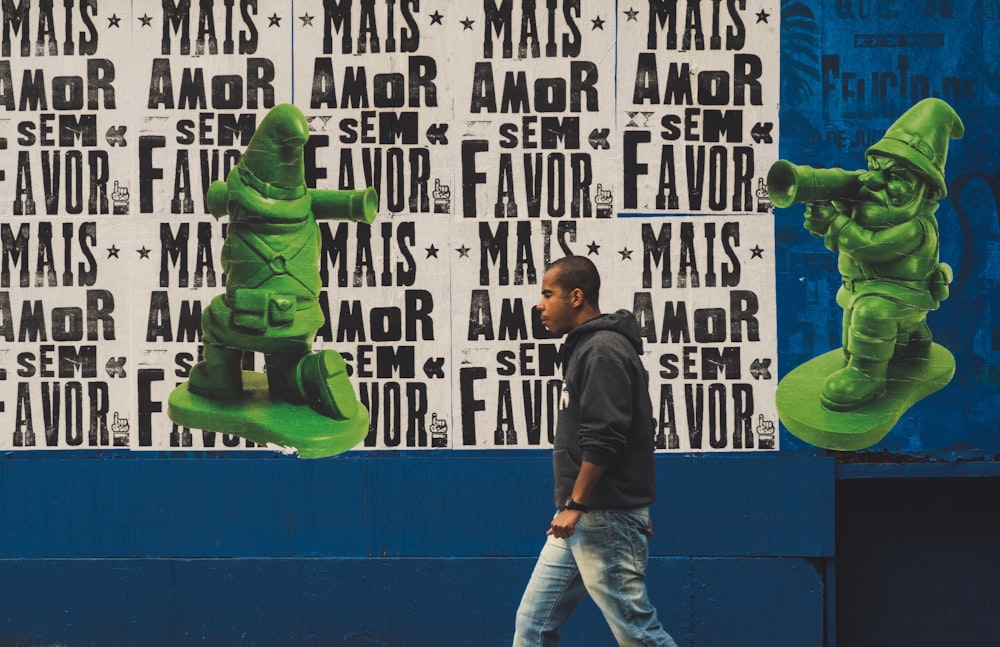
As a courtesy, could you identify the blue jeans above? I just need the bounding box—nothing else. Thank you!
[513,507,678,647]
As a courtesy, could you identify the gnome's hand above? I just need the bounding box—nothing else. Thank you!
[804,202,841,237]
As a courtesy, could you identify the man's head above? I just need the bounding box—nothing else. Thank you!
[536,256,601,336]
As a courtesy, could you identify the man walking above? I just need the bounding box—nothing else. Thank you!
[514,256,678,647]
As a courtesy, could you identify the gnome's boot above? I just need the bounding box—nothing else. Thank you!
[821,330,894,411]
[188,342,244,400]
[267,350,359,420]
[298,350,359,420]
[265,352,307,404]
[896,320,932,359]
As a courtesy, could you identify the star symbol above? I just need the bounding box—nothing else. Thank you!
[624,7,639,21]
[269,13,281,27]
[619,248,633,260]
[426,244,440,258]
[107,14,121,28]
[137,246,151,259]
[456,245,470,258]
[586,241,600,255]
[107,245,120,259]
[461,17,475,30]
[751,245,764,259]
[306,115,333,131]
[430,11,443,25]
[591,16,605,30]
[138,14,153,27]
[756,10,770,23]
[299,13,314,26]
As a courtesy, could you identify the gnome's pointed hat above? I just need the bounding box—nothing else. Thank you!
[238,103,309,199]
[207,103,311,219]
[866,98,964,197]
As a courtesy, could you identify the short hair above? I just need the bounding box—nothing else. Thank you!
[547,255,600,307]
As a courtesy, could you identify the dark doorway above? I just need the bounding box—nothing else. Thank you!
[836,477,1000,647]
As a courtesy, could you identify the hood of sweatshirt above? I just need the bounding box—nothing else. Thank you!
[562,309,644,362]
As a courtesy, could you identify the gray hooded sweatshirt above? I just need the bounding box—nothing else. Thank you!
[553,309,657,511]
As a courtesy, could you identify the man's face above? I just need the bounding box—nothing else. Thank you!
[854,154,928,227]
[537,268,579,336]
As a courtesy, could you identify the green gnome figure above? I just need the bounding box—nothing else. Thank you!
[770,98,964,450]
[168,104,377,458]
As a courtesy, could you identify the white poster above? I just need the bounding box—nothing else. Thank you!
[0,0,780,453]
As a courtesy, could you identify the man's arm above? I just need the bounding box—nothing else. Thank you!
[548,461,606,539]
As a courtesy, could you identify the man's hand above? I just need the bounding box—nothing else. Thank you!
[547,509,583,539]
[804,202,841,237]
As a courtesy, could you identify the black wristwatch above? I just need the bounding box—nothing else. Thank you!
[564,497,589,513]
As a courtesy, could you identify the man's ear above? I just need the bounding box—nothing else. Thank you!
[570,287,584,308]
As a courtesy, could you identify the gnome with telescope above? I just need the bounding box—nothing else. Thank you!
[769,98,964,415]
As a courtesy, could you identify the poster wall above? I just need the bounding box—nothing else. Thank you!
[5,0,992,458]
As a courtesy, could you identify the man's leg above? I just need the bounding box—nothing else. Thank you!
[572,509,678,647]
[514,535,589,647]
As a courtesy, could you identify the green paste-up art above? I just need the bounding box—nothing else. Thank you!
[167,104,377,458]
[769,98,963,451]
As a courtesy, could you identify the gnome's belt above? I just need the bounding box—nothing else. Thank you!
[224,291,316,311]
[240,164,307,201]
[228,202,309,225]
[842,277,928,293]
[226,288,313,332]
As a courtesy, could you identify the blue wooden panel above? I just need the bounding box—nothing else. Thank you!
[0,556,824,647]
[365,452,554,558]
[563,558,826,647]
[682,558,826,647]
[0,452,833,559]
[0,454,369,558]
[368,452,835,558]
[652,454,834,557]
[544,557,826,647]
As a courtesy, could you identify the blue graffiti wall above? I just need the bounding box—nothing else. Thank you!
[776,0,999,459]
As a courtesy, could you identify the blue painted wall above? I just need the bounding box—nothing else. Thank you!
[0,452,833,646]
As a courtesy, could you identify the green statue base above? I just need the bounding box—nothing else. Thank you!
[776,343,955,451]
[168,371,370,458]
